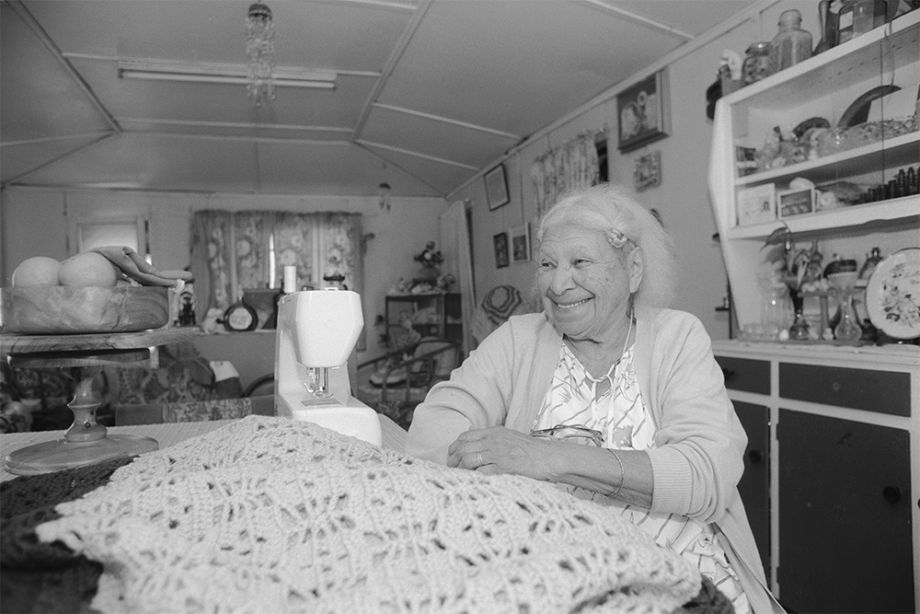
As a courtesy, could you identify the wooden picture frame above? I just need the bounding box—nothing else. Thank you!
[493,231,510,269]
[485,164,510,210]
[510,223,530,263]
[617,69,670,152]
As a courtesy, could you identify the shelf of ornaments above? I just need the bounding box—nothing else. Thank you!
[734,131,919,189]
[725,192,918,241]
[712,10,920,243]
[708,9,920,340]
[723,9,920,115]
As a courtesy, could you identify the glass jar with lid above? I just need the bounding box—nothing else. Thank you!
[743,42,773,85]
[770,9,813,72]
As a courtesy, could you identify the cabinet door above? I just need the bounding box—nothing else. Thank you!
[733,401,770,577]
[778,411,914,613]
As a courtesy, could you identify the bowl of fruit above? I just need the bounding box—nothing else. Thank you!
[1,247,191,335]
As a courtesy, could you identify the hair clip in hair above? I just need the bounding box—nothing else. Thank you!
[608,230,630,249]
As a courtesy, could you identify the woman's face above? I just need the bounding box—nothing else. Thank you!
[537,224,642,342]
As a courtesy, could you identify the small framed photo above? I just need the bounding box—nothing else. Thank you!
[493,231,510,269]
[510,223,531,263]
[633,151,661,191]
[736,183,776,226]
[485,164,510,210]
[778,187,815,218]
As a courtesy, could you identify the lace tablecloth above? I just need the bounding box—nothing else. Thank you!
[0,417,728,613]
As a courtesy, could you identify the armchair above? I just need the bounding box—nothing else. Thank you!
[355,337,460,429]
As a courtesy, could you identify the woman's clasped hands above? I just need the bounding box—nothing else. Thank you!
[447,426,556,479]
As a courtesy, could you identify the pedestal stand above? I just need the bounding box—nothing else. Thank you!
[1,328,193,475]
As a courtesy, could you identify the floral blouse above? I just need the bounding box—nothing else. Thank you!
[532,342,751,614]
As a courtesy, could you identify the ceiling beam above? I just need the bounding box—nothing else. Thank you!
[371,103,520,140]
[575,0,695,41]
[312,0,418,12]
[116,117,354,140]
[356,139,478,170]
[0,131,113,148]
[5,0,121,134]
[352,0,434,140]
[1,133,115,187]
[354,141,446,196]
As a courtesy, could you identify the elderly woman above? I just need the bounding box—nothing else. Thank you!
[407,184,781,613]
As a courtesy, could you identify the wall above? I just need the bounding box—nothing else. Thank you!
[1,186,448,373]
[446,0,819,341]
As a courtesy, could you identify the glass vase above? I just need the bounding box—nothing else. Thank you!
[834,293,863,343]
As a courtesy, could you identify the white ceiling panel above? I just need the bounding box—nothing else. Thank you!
[1,0,764,198]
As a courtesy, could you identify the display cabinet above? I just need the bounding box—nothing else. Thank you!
[384,292,461,346]
[714,341,919,612]
[708,10,919,336]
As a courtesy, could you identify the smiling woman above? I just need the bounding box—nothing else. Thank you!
[407,183,783,614]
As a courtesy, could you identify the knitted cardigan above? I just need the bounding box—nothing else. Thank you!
[407,309,781,613]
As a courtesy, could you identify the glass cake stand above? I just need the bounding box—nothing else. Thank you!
[1,328,193,476]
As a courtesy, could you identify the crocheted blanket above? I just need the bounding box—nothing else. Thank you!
[31,416,706,613]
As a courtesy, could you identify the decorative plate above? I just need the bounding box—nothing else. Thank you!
[865,248,920,339]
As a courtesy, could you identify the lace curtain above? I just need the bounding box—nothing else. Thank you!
[190,210,363,318]
[530,131,604,218]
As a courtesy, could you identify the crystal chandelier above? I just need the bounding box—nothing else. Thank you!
[245,2,275,106]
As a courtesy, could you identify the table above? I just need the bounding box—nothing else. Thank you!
[1,414,407,482]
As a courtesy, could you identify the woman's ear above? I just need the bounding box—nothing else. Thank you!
[628,247,644,294]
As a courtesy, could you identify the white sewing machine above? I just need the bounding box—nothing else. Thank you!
[274,289,381,446]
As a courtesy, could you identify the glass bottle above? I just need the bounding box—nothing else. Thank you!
[834,293,863,342]
[859,247,883,281]
[838,0,886,43]
[770,9,813,72]
[758,273,790,339]
[742,42,773,85]
[852,0,886,36]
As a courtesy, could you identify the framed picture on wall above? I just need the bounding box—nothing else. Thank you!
[485,164,510,210]
[633,151,661,191]
[510,223,530,263]
[493,231,510,269]
[617,69,670,152]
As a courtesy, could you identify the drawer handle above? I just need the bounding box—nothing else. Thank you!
[747,449,763,464]
[883,486,901,504]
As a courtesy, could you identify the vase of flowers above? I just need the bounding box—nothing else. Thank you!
[413,241,444,283]
[764,225,825,340]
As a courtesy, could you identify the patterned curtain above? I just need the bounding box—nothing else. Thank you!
[190,210,363,318]
[530,131,604,218]
[272,212,316,291]
[190,210,233,322]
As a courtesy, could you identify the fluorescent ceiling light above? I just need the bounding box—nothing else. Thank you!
[117,59,336,90]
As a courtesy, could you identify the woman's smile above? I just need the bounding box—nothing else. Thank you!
[552,297,592,310]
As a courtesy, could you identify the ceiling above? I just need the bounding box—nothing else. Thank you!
[1,0,760,198]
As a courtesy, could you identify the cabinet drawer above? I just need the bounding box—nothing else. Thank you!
[715,356,769,394]
[779,363,911,416]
